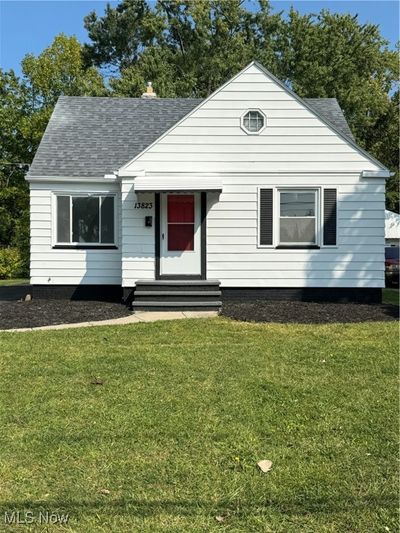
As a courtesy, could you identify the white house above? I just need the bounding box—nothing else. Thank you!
[385,210,400,246]
[26,61,390,310]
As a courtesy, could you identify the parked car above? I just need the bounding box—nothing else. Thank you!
[385,246,399,286]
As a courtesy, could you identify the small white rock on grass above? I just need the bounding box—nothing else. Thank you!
[257,459,273,473]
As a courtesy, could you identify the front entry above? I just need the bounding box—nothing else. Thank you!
[160,193,202,277]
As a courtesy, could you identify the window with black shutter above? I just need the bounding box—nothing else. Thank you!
[323,189,337,246]
[259,188,273,246]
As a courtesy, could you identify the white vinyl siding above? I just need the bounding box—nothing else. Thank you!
[124,64,381,175]
[121,179,155,286]
[116,175,385,289]
[31,177,385,289]
[30,182,122,285]
[204,175,385,287]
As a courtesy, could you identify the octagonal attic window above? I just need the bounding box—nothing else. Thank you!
[241,110,265,134]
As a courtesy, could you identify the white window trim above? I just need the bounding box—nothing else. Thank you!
[257,186,323,248]
[240,109,266,135]
[277,188,319,246]
[51,192,118,248]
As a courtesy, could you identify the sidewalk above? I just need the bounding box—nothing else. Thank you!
[1,311,218,333]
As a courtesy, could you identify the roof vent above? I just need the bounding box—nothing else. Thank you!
[141,81,157,99]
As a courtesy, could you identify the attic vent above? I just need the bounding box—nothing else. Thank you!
[141,81,157,99]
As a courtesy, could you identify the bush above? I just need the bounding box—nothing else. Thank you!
[11,210,30,277]
[0,247,24,279]
[0,187,29,246]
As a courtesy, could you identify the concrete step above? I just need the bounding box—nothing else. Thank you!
[136,280,220,286]
[132,300,222,312]
[134,291,221,297]
[135,280,220,292]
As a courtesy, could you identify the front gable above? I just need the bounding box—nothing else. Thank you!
[121,62,386,175]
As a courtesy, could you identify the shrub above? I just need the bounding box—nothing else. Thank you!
[0,247,24,279]
[0,187,29,246]
[11,210,30,277]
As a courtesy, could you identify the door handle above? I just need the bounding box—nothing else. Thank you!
[162,233,165,240]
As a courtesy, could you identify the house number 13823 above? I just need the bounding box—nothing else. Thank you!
[134,202,153,209]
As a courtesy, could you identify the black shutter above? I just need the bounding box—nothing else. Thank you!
[259,189,273,245]
[323,188,337,245]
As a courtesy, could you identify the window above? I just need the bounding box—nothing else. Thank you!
[279,189,317,245]
[241,110,265,134]
[55,195,115,246]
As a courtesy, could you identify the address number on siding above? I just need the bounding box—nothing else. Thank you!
[134,202,153,209]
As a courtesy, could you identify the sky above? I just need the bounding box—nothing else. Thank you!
[0,0,398,76]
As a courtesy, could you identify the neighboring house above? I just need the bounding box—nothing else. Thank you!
[27,61,390,310]
[385,210,400,247]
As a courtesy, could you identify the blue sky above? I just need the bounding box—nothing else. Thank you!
[0,0,398,76]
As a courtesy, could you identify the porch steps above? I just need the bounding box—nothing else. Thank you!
[132,280,221,312]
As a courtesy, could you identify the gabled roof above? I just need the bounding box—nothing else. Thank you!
[302,98,355,141]
[28,97,202,178]
[28,60,386,178]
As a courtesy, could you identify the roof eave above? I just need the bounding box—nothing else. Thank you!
[361,170,392,179]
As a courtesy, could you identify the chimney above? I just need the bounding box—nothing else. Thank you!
[141,81,157,99]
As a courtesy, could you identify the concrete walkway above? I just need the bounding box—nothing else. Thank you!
[1,311,218,333]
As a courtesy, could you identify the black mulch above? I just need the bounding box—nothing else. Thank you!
[0,300,131,330]
[221,300,399,324]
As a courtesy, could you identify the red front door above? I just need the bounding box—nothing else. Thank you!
[160,193,201,276]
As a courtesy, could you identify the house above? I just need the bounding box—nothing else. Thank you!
[26,61,390,310]
[385,210,400,247]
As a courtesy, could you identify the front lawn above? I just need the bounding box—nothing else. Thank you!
[383,287,399,306]
[0,278,29,286]
[0,319,398,532]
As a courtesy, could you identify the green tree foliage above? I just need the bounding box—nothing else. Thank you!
[85,0,283,97]
[0,187,29,245]
[83,0,160,72]
[279,10,398,156]
[367,90,399,212]
[0,34,107,275]
[0,71,31,188]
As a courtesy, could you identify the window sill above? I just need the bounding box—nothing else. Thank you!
[275,245,320,250]
[52,245,118,250]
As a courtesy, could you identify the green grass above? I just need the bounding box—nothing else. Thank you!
[0,319,398,532]
[383,287,399,306]
[0,278,29,286]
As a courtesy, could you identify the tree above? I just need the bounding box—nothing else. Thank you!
[0,70,31,188]
[367,90,399,212]
[278,9,398,148]
[83,0,160,73]
[0,34,107,274]
[85,0,283,97]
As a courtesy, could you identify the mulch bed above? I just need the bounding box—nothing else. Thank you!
[221,300,399,324]
[0,300,131,330]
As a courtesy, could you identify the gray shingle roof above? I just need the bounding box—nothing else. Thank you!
[28,95,355,178]
[303,98,355,141]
